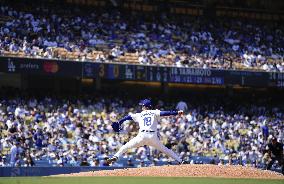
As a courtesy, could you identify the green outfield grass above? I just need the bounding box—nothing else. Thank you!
[0,177,283,184]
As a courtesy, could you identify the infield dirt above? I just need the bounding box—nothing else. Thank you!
[52,164,284,179]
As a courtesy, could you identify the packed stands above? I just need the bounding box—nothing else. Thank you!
[0,88,283,168]
[0,1,283,71]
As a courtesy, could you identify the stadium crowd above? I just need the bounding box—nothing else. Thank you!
[0,88,283,169]
[0,2,283,71]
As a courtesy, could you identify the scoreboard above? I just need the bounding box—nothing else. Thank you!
[83,63,225,85]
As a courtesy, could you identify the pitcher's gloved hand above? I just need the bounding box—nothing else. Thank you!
[111,122,121,132]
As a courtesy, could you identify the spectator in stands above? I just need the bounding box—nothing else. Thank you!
[80,157,90,166]
[0,155,5,166]
[69,156,80,167]
[176,100,188,112]
[90,157,100,167]
[266,137,284,174]
[137,160,146,168]
[101,157,110,167]
[126,158,134,167]
[33,128,43,150]
[55,155,64,167]
[95,53,107,62]
[8,123,18,139]
[10,142,21,166]
[262,123,269,141]
[23,151,35,167]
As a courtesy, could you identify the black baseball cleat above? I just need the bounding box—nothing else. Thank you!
[179,160,189,165]
[106,156,118,165]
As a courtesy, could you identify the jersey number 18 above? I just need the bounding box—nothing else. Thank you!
[143,117,152,126]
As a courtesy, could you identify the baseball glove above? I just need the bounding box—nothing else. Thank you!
[111,122,121,132]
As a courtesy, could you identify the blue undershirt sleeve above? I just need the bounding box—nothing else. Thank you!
[160,110,178,116]
[118,115,133,125]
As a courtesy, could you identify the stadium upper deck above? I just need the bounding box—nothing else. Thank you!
[0,0,283,72]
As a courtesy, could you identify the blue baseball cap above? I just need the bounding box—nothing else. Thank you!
[139,99,152,108]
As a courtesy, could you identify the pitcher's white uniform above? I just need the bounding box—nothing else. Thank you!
[114,109,182,163]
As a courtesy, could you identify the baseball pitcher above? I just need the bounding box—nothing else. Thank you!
[107,99,185,165]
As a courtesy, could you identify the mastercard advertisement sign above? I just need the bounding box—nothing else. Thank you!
[1,57,81,77]
[43,61,59,73]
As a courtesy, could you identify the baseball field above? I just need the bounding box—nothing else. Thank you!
[0,177,284,184]
[2,164,283,184]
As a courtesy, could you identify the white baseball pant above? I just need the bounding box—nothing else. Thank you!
[114,132,182,163]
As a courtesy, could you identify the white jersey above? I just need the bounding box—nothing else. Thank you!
[131,109,161,131]
[114,109,182,163]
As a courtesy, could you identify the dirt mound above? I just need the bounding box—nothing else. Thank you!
[53,164,284,179]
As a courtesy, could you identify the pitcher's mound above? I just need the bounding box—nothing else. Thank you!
[54,164,284,179]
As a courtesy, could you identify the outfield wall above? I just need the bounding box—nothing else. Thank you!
[0,166,129,177]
